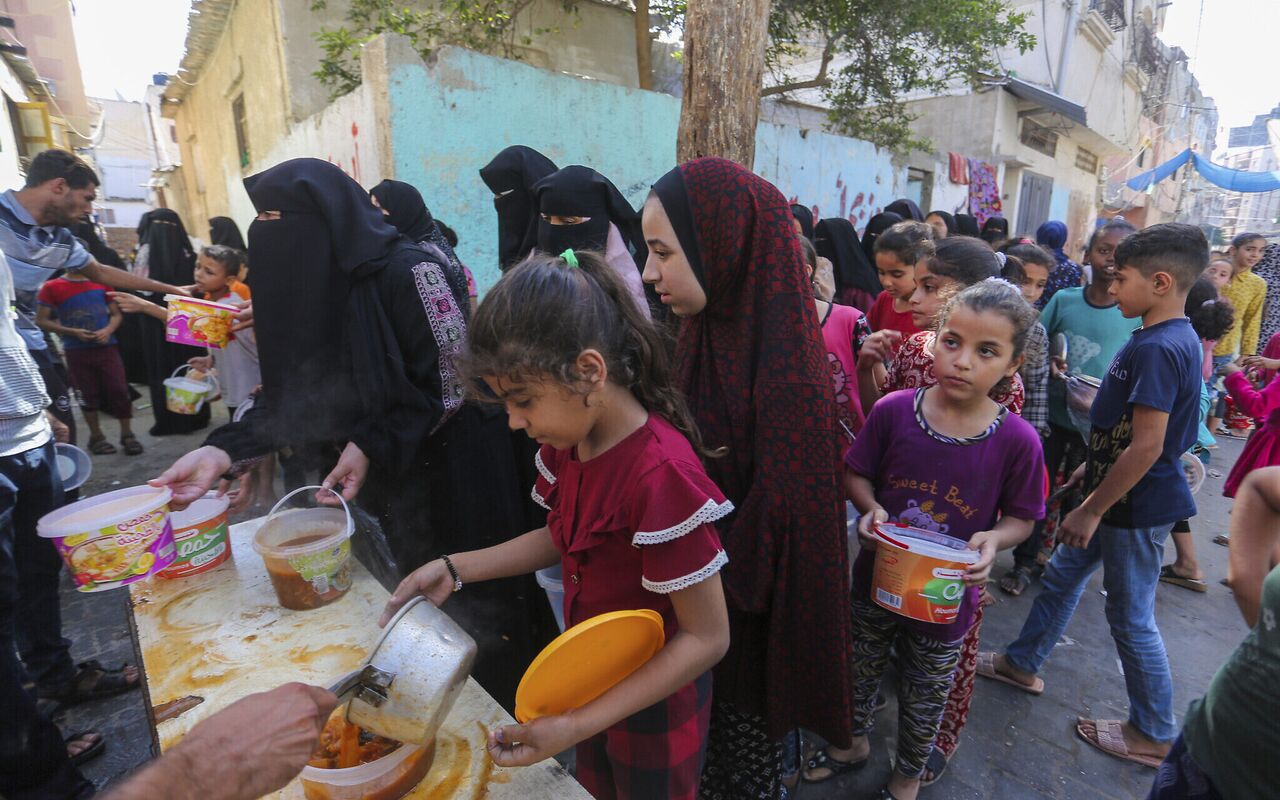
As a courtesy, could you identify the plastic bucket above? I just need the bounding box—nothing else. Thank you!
[37,486,176,592]
[252,486,354,610]
[535,566,567,632]
[164,294,237,349]
[870,523,979,624]
[164,365,218,415]
[54,443,92,490]
[158,493,232,579]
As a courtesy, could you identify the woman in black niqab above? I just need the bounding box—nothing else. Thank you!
[208,216,247,251]
[369,179,472,311]
[860,211,903,265]
[815,217,880,312]
[135,208,210,436]
[532,165,650,313]
[201,158,550,708]
[885,198,924,222]
[790,203,815,242]
[954,213,981,238]
[479,145,557,271]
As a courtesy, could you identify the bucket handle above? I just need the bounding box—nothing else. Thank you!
[870,522,910,550]
[168,364,220,397]
[267,485,352,532]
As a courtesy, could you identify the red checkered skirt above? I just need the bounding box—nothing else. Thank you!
[574,671,712,800]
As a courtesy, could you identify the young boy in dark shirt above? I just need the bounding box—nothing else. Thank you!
[978,223,1207,769]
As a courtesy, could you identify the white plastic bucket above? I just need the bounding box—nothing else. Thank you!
[37,486,176,592]
[164,365,219,415]
[535,565,566,632]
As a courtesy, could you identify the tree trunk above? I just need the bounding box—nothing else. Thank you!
[676,0,772,168]
[634,0,654,91]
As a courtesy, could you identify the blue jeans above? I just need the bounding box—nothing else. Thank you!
[1004,521,1178,743]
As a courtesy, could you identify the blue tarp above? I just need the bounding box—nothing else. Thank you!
[1126,148,1280,193]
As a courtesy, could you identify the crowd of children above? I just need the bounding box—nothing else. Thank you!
[9,143,1280,800]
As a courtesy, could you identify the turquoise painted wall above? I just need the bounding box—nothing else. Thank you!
[1048,185,1071,228]
[385,46,901,292]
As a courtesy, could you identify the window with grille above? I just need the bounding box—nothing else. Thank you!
[232,94,249,169]
[1076,147,1099,174]
[1020,119,1058,157]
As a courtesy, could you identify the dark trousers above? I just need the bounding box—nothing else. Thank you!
[1013,422,1084,570]
[0,440,90,798]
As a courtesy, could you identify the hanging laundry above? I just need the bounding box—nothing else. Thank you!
[949,153,969,184]
[967,159,1002,225]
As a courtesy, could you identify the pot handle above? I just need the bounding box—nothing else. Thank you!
[328,668,365,701]
[326,665,394,708]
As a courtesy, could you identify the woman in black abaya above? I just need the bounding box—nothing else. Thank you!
[134,208,209,435]
[157,160,547,709]
[478,145,558,271]
[816,217,880,312]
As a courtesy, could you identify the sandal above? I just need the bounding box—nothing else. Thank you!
[66,730,105,767]
[801,747,868,784]
[1158,565,1207,593]
[919,747,949,787]
[1213,534,1230,547]
[879,790,903,800]
[976,651,1044,695]
[39,660,140,707]
[999,566,1033,596]
[121,434,144,456]
[1075,717,1164,769]
[87,435,116,455]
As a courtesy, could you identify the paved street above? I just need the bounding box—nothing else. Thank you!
[53,403,1250,798]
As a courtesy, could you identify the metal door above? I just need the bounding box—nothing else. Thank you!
[1016,171,1054,236]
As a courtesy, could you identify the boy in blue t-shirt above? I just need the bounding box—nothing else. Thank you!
[980,223,1207,770]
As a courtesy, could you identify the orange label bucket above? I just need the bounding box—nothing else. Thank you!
[870,523,979,624]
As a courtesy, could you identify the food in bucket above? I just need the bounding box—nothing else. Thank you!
[301,708,436,800]
[263,529,353,610]
[38,486,177,592]
[253,487,355,611]
[164,295,237,348]
[309,712,403,769]
[870,523,979,624]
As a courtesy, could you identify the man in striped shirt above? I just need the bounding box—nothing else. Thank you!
[1,150,184,796]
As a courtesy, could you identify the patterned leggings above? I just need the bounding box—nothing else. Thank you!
[849,596,963,779]
[698,701,782,800]
[934,602,984,759]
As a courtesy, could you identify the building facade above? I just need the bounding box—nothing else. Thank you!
[1217,106,1280,243]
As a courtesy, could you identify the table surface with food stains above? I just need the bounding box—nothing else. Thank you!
[129,518,591,799]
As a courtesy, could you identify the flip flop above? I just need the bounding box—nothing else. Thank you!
[66,730,105,767]
[919,747,950,787]
[999,566,1033,596]
[1158,565,1207,593]
[975,652,1044,695]
[1075,718,1163,769]
[801,748,868,784]
[1213,534,1230,547]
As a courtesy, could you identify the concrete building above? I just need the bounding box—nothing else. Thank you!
[1216,105,1280,243]
[5,0,93,148]
[158,0,646,242]
[86,98,156,230]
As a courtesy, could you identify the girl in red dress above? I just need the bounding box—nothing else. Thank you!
[643,158,854,799]
[383,249,731,800]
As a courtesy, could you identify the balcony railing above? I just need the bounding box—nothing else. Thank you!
[1089,0,1126,31]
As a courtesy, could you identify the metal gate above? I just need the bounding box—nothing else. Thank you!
[1015,171,1054,236]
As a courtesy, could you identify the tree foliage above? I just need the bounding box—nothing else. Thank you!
[311,0,576,98]
[765,0,1035,151]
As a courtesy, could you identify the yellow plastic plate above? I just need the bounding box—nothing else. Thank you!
[514,609,665,723]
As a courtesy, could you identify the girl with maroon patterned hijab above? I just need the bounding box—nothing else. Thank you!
[642,157,854,798]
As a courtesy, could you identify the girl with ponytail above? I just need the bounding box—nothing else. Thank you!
[383,248,731,799]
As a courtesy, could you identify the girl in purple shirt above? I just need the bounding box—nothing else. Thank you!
[804,280,1046,800]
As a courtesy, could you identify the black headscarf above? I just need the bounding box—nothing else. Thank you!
[139,208,196,287]
[981,216,1010,247]
[370,179,471,311]
[816,218,880,297]
[71,218,123,267]
[885,198,923,222]
[532,165,647,268]
[954,213,981,238]
[479,145,557,270]
[860,211,903,264]
[926,210,956,236]
[790,204,815,242]
[208,216,247,251]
